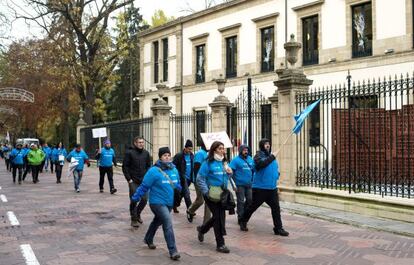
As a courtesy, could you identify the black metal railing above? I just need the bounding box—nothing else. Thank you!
[169,112,212,155]
[80,117,153,162]
[296,73,414,198]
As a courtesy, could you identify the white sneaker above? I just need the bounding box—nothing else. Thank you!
[76,188,80,193]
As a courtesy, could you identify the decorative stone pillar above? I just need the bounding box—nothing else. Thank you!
[151,85,172,160]
[76,108,87,145]
[268,93,279,153]
[274,35,313,188]
[209,76,233,132]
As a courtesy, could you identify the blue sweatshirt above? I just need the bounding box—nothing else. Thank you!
[43,146,52,159]
[229,155,254,186]
[197,160,229,195]
[131,161,182,207]
[98,147,116,167]
[66,149,89,171]
[252,150,279,190]
[194,149,208,164]
[10,148,24,165]
[52,148,67,164]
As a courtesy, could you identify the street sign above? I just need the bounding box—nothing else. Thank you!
[92,127,107,138]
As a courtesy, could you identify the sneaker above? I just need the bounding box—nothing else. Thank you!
[99,189,104,193]
[274,228,289,236]
[18,181,21,185]
[76,188,80,193]
[137,216,143,224]
[170,253,180,261]
[186,210,194,223]
[216,245,230,253]
[110,188,117,194]
[143,239,156,249]
[131,220,140,228]
[196,226,204,242]
[239,221,248,232]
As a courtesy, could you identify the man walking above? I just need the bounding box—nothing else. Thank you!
[172,139,194,217]
[42,143,52,173]
[10,142,25,184]
[229,145,254,224]
[66,144,90,193]
[239,138,289,237]
[122,136,151,227]
[187,140,211,223]
[27,144,45,183]
[96,139,117,194]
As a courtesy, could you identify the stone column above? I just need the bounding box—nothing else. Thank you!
[76,109,87,145]
[151,86,172,160]
[268,93,279,153]
[209,77,233,132]
[274,34,313,188]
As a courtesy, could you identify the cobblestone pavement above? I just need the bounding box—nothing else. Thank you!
[0,163,413,265]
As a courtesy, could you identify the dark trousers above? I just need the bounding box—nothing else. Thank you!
[55,163,63,182]
[99,166,114,190]
[12,164,23,182]
[241,188,283,230]
[22,163,30,180]
[129,181,147,221]
[5,159,11,171]
[179,177,192,209]
[31,165,41,182]
[49,159,54,173]
[199,196,226,247]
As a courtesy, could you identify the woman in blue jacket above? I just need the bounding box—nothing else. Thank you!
[10,142,25,184]
[196,141,233,254]
[53,142,67,184]
[131,147,181,261]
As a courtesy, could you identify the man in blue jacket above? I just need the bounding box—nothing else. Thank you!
[10,142,25,184]
[229,145,254,224]
[66,144,90,193]
[239,138,289,236]
[95,139,117,194]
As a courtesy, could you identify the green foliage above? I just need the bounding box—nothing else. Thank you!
[151,9,175,27]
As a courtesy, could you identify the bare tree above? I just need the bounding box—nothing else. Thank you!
[8,0,134,124]
[180,0,232,14]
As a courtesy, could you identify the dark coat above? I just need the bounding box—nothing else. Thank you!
[172,150,194,181]
[122,146,151,183]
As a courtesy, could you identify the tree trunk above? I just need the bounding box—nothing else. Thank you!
[84,83,94,124]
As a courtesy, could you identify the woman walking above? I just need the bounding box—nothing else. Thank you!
[196,141,233,253]
[52,142,67,183]
[131,147,181,261]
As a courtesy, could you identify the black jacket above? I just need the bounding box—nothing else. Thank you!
[172,150,194,181]
[122,146,151,183]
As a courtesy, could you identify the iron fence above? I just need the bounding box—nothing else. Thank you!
[80,117,153,162]
[227,83,272,159]
[296,73,414,198]
[169,112,212,155]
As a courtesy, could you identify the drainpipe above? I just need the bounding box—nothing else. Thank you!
[180,21,184,147]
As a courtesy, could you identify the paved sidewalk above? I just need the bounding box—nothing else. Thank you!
[0,163,413,265]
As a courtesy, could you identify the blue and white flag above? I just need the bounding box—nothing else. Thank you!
[292,99,321,134]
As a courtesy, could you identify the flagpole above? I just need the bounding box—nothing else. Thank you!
[274,131,294,157]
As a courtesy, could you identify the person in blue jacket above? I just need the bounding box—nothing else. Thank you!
[187,140,211,223]
[131,147,181,261]
[10,142,25,184]
[22,144,30,181]
[52,142,67,183]
[42,143,52,173]
[66,144,90,193]
[2,144,11,172]
[196,141,233,254]
[239,138,289,237]
[229,144,254,223]
[95,139,117,194]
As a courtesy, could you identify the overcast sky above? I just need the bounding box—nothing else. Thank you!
[1,0,220,46]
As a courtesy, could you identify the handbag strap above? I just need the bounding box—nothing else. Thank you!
[156,167,176,189]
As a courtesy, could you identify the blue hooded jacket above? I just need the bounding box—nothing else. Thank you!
[131,160,182,206]
[197,158,230,195]
[252,139,279,190]
[52,148,67,163]
[229,145,254,186]
[10,148,24,165]
[96,147,116,167]
[66,149,89,171]
[43,146,52,159]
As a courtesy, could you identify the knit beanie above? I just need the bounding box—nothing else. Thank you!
[158,147,171,158]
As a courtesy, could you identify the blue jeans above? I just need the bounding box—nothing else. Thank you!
[236,185,252,220]
[73,170,83,190]
[145,204,178,256]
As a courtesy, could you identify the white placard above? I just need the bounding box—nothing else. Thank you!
[92,127,107,138]
[200,131,233,150]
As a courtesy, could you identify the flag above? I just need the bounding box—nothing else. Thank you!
[292,99,321,134]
